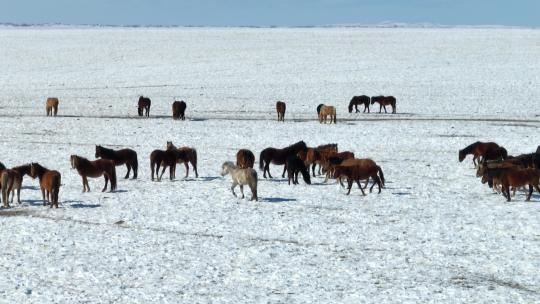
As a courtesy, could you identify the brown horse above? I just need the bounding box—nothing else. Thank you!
[46,97,59,116]
[276,101,286,122]
[259,141,308,178]
[29,163,61,208]
[9,164,32,204]
[150,147,192,181]
[70,155,117,192]
[138,96,151,117]
[95,145,138,179]
[371,96,396,114]
[302,144,339,177]
[172,100,187,120]
[333,160,384,195]
[317,104,336,124]
[459,141,502,167]
[1,169,15,208]
[499,168,540,202]
[166,141,199,178]
[349,95,370,113]
[320,151,356,182]
[236,149,255,169]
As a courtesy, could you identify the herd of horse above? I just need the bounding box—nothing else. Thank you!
[44,95,397,121]
[459,141,540,202]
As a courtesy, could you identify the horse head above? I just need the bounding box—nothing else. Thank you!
[95,145,101,158]
[29,163,37,178]
[70,155,78,169]
[166,141,176,150]
[458,150,465,162]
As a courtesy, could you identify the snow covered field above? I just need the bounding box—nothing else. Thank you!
[0,26,539,303]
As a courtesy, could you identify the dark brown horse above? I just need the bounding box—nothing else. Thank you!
[95,145,138,179]
[459,141,502,167]
[286,155,311,185]
[29,163,61,208]
[138,96,151,117]
[236,149,255,169]
[172,100,187,120]
[259,141,308,178]
[349,95,370,113]
[371,96,396,114]
[276,101,286,122]
[150,148,188,181]
[166,141,199,178]
[70,155,117,192]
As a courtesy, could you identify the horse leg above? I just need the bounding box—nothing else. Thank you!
[125,164,131,179]
[359,179,366,196]
[266,162,273,179]
[184,162,189,178]
[239,185,245,199]
[41,187,46,206]
[192,161,199,178]
[281,164,287,178]
[102,175,109,192]
[294,171,299,184]
[346,179,353,195]
[231,181,237,197]
[383,105,387,113]
[379,104,382,113]
[47,190,52,207]
[311,163,316,177]
[158,165,167,181]
[526,184,533,201]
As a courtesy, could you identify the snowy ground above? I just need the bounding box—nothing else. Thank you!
[0,27,539,303]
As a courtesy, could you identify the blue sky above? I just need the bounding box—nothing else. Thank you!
[1,0,539,27]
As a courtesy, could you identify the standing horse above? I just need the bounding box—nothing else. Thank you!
[29,163,61,208]
[318,104,336,124]
[150,148,187,181]
[286,155,311,185]
[371,96,396,114]
[70,155,117,192]
[349,95,370,113]
[236,149,255,169]
[172,100,187,120]
[498,168,540,202]
[138,96,151,117]
[46,97,59,116]
[0,169,15,208]
[9,164,32,204]
[221,161,258,201]
[259,141,308,179]
[302,144,339,177]
[333,160,384,195]
[166,141,199,178]
[95,145,138,179]
[276,101,286,122]
[459,141,502,167]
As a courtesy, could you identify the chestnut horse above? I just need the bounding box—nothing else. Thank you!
[236,149,255,169]
[333,160,384,195]
[138,96,151,117]
[46,97,59,116]
[499,168,540,202]
[172,100,187,120]
[301,144,339,177]
[1,169,15,208]
[95,145,138,179]
[276,101,286,122]
[259,141,308,178]
[349,95,370,113]
[29,163,61,208]
[166,141,199,178]
[317,104,336,124]
[371,96,396,114]
[459,141,502,167]
[70,155,117,192]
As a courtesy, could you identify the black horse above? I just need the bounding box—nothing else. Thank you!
[286,155,311,185]
[138,96,151,117]
[259,141,308,179]
[95,145,138,179]
[348,95,370,113]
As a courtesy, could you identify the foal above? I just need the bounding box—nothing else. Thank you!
[221,161,258,201]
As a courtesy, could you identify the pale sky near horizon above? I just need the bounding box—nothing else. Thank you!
[0,0,539,27]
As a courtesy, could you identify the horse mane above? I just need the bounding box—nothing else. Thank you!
[72,155,91,167]
[460,141,481,154]
[30,162,49,178]
[0,161,6,171]
[223,161,237,170]
[317,104,324,115]
[285,141,306,152]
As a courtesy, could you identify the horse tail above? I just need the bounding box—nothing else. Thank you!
[132,152,138,177]
[376,165,385,187]
[110,165,117,191]
[1,172,8,205]
[250,169,258,201]
[191,148,198,168]
[348,101,353,113]
[300,164,311,184]
[334,112,337,124]
[52,173,61,207]
[259,150,265,171]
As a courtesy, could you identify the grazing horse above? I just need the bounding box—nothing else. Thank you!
[333,160,384,195]
[9,164,32,204]
[499,168,540,202]
[276,101,286,122]
[236,149,255,169]
[70,155,117,192]
[29,163,61,208]
[95,145,138,179]
[138,96,151,117]
[477,160,523,195]
[459,141,502,167]
[349,95,370,113]
[221,161,258,201]
[166,141,199,178]
[0,169,15,208]
[318,104,337,124]
[286,155,311,185]
[371,96,396,114]
[172,100,187,120]
[259,141,308,179]
[46,97,59,116]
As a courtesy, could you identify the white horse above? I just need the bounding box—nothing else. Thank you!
[221,161,258,201]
